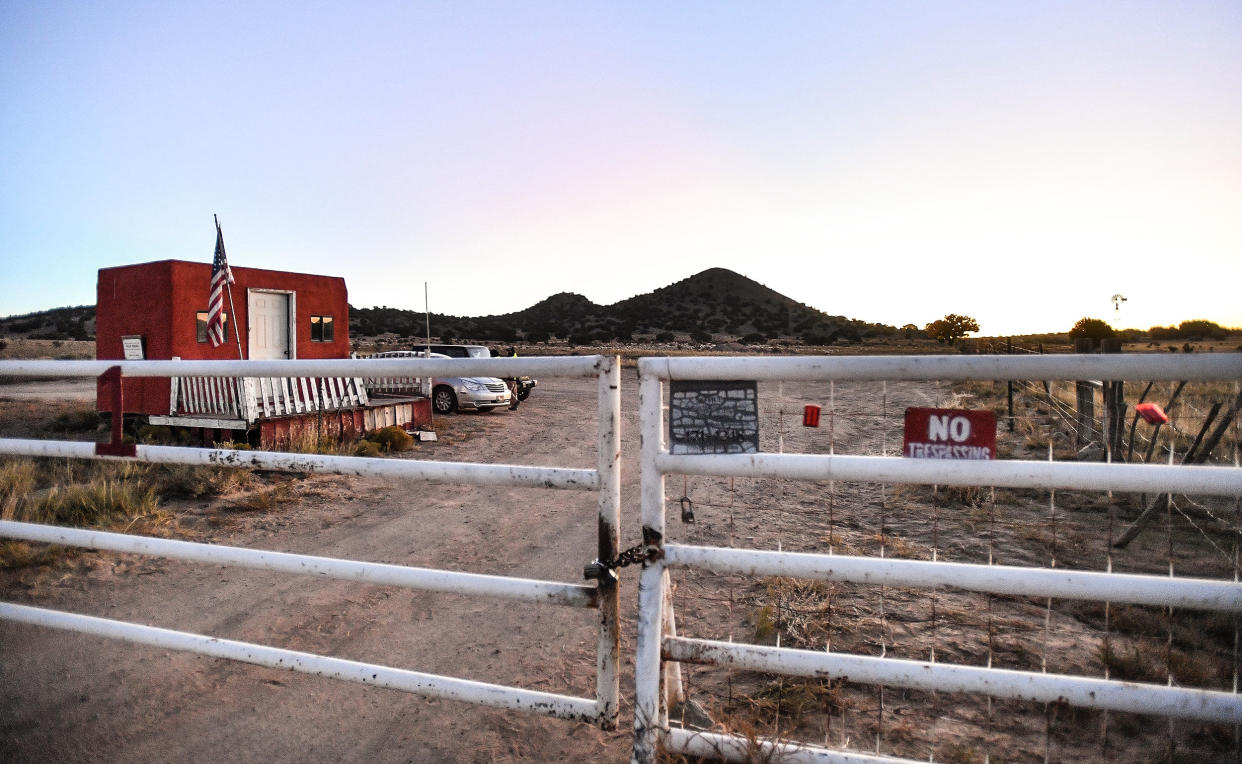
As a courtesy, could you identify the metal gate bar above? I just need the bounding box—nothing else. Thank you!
[0,603,599,722]
[659,451,1242,496]
[663,543,1242,610]
[0,521,597,607]
[0,439,597,490]
[664,636,1242,724]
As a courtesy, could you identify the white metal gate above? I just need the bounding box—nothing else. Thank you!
[632,354,1242,763]
[0,354,622,729]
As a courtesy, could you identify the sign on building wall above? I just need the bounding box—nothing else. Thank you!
[121,335,145,360]
[903,407,997,460]
[669,380,760,455]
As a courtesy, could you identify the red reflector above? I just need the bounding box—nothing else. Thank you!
[803,404,821,427]
[1135,402,1169,425]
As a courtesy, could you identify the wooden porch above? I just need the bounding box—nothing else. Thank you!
[151,375,432,447]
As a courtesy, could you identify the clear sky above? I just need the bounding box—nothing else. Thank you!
[3,1,1239,336]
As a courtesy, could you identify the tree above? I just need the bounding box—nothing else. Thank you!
[1068,317,1115,340]
[1178,320,1226,340]
[924,314,979,344]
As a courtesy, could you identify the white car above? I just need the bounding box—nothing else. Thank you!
[372,351,512,414]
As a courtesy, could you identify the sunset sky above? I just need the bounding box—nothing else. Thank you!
[3,1,1240,336]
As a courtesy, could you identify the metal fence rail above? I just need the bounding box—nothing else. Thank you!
[633,354,1242,764]
[0,603,600,722]
[0,354,623,729]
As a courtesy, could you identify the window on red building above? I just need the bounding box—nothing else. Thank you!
[195,311,228,343]
[310,315,334,342]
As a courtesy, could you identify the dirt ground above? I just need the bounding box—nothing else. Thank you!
[1,367,1239,762]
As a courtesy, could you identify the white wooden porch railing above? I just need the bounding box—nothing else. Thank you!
[170,376,370,424]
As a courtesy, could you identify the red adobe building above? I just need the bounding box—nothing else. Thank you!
[97,260,350,416]
[95,260,429,446]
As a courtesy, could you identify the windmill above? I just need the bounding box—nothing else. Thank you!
[1111,294,1127,317]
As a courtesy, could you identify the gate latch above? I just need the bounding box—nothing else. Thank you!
[584,542,653,583]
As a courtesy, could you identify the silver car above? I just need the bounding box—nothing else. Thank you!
[372,351,512,414]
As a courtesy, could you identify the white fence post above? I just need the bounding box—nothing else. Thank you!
[632,370,666,764]
[596,355,622,728]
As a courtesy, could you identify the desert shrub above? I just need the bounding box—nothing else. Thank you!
[654,332,675,343]
[366,425,413,452]
[800,330,837,345]
[12,479,158,527]
[739,332,767,345]
[354,440,382,457]
[227,483,295,513]
[151,464,252,498]
[1178,319,1227,340]
[1069,317,1115,340]
[0,459,38,520]
[690,330,713,344]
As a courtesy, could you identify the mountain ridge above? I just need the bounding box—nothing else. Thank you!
[352,267,893,344]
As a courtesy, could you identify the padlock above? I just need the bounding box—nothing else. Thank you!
[583,561,618,584]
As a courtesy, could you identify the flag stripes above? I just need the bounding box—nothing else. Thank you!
[207,219,235,347]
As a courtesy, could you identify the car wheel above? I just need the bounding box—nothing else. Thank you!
[432,385,457,415]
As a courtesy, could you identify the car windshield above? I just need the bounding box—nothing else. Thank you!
[465,347,489,358]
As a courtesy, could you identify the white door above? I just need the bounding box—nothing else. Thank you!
[248,291,290,360]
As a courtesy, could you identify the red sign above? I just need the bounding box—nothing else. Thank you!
[803,404,821,427]
[903,407,996,460]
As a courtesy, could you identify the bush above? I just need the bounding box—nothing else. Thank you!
[366,426,413,453]
[655,332,675,343]
[47,408,101,434]
[739,332,767,345]
[354,440,382,457]
[690,331,713,344]
[1068,317,1115,340]
[1178,320,1227,340]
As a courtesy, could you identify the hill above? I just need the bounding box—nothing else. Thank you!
[0,306,95,341]
[352,268,893,345]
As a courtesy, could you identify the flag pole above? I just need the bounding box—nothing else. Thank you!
[226,282,244,360]
[216,214,245,361]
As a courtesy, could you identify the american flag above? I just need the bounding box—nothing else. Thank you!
[206,218,234,347]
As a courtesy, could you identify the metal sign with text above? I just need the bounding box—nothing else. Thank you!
[902,407,997,460]
[669,380,760,455]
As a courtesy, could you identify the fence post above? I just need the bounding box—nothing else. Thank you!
[1074,338,1096,450]
[1006,337,1015,432]
[633,370,666,764]
[595,356,622,729]
[1101,339,1125,459]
